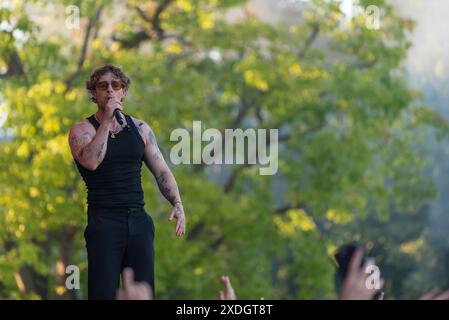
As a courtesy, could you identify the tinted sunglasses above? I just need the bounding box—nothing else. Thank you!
[96,80,124,91]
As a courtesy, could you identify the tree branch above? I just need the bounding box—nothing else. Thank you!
[274,203,304,215]
[224,165,248,193]
[221,118,325,193]
[135,6,153,23]
[352,58,378,70]
[152,0,173,39]
[53,226,78,300]
[186,221,205,241]
[223,123,279,193]
[298,23,320,59]
[113,0,173,48]
[193,91,254,173]
[0,32,24,78]
[64,5,104,91]
[229,98,251,130]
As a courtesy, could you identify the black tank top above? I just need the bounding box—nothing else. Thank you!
[74,114,145,208]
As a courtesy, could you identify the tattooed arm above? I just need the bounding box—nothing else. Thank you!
[68,119,110,171]
[135,118,186,236]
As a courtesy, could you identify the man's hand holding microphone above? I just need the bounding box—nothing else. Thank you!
[101,97,128,130]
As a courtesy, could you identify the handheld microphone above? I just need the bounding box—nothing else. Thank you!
[114,109,130,130]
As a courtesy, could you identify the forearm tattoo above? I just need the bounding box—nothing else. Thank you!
[96,142,105,159]
[71,130,106,163]
[84,136,104,160]
[140,123,179,205]
[156,171,177,205]
[152,149,162,162]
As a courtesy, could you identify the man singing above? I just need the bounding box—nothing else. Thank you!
[68,65,186,299]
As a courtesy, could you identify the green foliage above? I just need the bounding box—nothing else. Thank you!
[0,0,445,299]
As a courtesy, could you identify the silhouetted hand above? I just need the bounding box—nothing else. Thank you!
[418,290,449,300]
[116,267,152,300]
[218,275,237,300]
[338,248,384,300]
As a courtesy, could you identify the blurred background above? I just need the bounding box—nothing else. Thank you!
[1,0,449,299]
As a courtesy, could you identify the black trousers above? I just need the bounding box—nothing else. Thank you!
[84,206,155,300]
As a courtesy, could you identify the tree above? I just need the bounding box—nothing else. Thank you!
[0,0,446,299]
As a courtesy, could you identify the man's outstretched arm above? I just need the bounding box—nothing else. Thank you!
[140,121,186,236]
